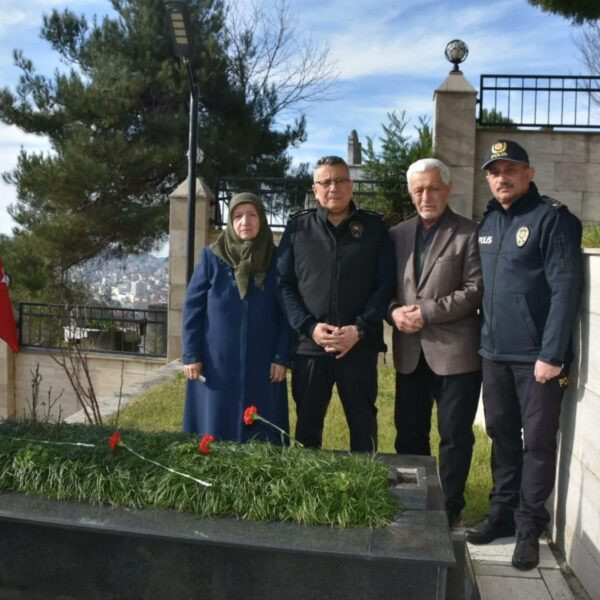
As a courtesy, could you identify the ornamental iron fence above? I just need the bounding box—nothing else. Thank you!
[478,75,600,129]
[19,303,167,358]
[214,176,413,228]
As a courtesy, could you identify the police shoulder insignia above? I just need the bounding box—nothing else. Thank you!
[516,226,530,247]
[349,221,364,239]
[541,195,562,210]
[289,208,315,219]
[558,376,569,388]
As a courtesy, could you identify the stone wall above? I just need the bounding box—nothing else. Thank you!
[0,344,15,418]
[0,348,165,421]
[434,73,600,226]
[550,250,600,598]
[471,253,599,600]
[473,130,600,224]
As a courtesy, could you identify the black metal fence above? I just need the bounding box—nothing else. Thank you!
[19,303,167,358]
[214,176,411,228]
[478,75,600,128]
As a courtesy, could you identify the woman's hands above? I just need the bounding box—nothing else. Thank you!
[186,362,286,383]
[184,362,204,381]
[270,363,287,383]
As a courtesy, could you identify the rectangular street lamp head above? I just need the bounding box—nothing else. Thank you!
[164,0,193,59]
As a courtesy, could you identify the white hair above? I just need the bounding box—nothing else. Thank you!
[406,158,450,191]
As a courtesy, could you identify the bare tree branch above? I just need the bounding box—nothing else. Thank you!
[575,24,600,109]
[225,0,339,120]
[576,23,600,76]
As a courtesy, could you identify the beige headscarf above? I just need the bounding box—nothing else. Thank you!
[211,192,274,299]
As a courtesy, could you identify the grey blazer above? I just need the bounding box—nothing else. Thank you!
[389,208,482,375]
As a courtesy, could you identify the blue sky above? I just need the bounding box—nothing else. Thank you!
[0,0,588,237]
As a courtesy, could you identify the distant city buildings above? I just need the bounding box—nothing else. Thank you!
[70,254,168,308]
[69,132,367,311]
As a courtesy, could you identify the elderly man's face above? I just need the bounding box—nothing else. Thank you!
[409,168,452,228]
[312,164,353,221]
[485,160,535,208]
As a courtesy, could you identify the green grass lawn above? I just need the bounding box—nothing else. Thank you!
[112,366,492,525]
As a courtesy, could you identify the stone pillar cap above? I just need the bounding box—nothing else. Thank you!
[433,73,477,98]
[169,177,214,200]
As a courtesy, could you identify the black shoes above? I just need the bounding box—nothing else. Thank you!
[512,532,540,570]
[465,514,539,570]
[465,515,516,544]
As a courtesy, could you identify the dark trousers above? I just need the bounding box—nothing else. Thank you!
[482,358,564,535]
[395,353,481,516]
[292,350,378,452]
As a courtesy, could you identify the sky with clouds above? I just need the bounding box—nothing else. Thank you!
[0,0,589,237]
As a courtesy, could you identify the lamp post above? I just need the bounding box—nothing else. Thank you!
[164,0,199,284]
[444,39,469,74]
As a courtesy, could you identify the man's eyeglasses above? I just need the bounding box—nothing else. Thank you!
[314,177,351,188]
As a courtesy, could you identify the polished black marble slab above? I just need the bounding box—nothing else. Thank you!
[0,454,454,600]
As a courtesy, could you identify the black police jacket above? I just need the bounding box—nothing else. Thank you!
[478,183,582,365]
[276,201,395,355]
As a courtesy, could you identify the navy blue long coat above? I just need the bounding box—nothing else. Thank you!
[182,246,290,443]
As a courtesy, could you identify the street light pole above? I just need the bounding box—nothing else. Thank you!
[186,70,198,284]
[164,0,198,283]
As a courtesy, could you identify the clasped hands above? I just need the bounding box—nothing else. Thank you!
[312,323,361,359]
[390,304,425,334]
[389,306,562,385]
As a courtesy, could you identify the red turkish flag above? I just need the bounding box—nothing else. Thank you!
[0,257,19,353]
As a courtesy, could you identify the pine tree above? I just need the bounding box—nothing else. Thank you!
[361,111,433,226]
[527,0,600,24]
[0,0,332,300]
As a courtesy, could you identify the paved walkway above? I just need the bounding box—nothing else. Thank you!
[465,532,590,600]
[64,359,182,424]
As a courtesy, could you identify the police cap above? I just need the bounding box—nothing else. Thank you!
[482,139,529,170]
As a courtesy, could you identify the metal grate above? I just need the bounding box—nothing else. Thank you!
[478,75,600,129]
[214,176,407,228]
[18,303,167,358]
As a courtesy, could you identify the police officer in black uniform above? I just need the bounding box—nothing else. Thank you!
[277,155,395,452]
[465,140,582,570]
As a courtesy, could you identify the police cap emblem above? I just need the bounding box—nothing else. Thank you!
[349,221,363,239]
[491,142,508,157]
[516,226,530,247]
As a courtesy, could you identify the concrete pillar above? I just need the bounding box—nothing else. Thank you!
[0,343,16,419]
[433,72,478,218]
[167,177,215,362]
[347,129,362,166]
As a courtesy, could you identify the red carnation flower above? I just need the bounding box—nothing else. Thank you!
[243,405,258,426]
[198,434,215,454]
[108,431,122,452]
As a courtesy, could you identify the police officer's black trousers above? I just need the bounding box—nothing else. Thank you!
[291,350,378,452]
[394,353,481,517]
[482,359,564,535]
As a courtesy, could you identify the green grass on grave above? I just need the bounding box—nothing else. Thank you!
[111,366,492,525]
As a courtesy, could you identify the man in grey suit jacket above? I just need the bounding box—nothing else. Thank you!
[389,158,482,526]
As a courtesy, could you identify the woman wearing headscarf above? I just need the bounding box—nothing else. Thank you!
[182,192,290,442]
